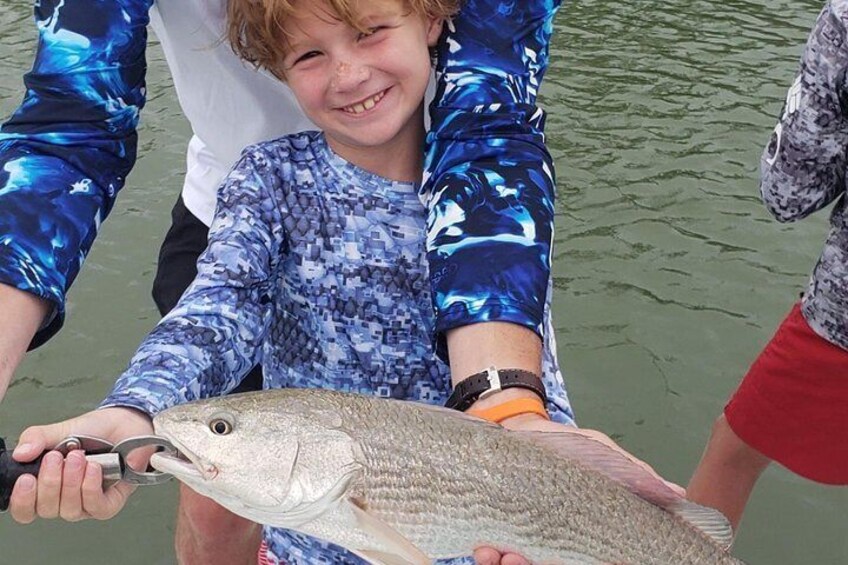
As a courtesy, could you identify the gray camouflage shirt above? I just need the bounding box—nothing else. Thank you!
[761,0,848,350]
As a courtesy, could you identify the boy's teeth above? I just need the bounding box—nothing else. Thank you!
[344,91,384,114]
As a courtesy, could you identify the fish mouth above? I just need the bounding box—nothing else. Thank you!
[149,435,218,481]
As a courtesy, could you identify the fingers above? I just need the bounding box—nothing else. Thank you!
[8,474,37,524]
[9,452,134,524]
[9,449,77,523]
[34,451,65,519]
[13,420,76,462]
[14,407,153,464]
[81,463,136,521]
[474,547,502,565]
[58,451,87,521]
[7,407,150,525]
[665,481,687,497]
[10,451,65,523]
[14,450,90,523]
[473,548,532,565]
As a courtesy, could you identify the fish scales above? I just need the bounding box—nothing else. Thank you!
[328,391,739,564]
[151,389,744,564]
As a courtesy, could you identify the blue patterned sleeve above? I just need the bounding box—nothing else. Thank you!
[0,0,152,348]
[423,0,561,358]
[760,1,848,222]
[102,149,285,416]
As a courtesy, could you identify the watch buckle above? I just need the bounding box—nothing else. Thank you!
[478,366,503,401]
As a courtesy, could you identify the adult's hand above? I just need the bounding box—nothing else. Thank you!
[0,283,50,402]
[472,413,685,565]
[9,406,153,524]
[474,550,530,565]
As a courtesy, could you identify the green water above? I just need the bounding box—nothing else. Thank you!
[1,1,846,563]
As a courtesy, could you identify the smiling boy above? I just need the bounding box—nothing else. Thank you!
[263,1,436,182]
[106,1,574,562]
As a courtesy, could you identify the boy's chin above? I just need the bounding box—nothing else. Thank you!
[329,130,407,151]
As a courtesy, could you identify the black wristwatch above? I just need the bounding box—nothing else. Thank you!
[445,366,547,412]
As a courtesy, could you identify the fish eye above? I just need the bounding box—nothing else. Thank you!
[209,418,233,435]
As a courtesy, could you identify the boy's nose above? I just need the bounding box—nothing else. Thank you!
[331,61,370,92]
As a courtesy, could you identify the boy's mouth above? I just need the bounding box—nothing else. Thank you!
[340,88,389,115]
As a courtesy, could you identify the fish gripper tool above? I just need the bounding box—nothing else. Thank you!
[0,434,175,513]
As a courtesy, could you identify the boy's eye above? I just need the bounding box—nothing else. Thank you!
[357,26,386,41]
[293,50,322,65]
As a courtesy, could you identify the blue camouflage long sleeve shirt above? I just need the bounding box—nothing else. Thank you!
[761,0,848,350]
[0,0,561,355]
[102,131,573,563]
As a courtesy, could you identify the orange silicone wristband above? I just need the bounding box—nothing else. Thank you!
[467,397,550,424]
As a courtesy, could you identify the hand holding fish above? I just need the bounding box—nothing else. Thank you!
[8,407,153,524]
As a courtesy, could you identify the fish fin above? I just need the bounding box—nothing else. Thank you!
[348,500,432,565]
[512,429,736,550]
[404,400,502,429]
[511,429,683,508]
[668,499,735,550]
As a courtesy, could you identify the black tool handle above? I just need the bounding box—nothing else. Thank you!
[0,437,43,512]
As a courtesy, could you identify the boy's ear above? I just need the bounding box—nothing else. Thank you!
[426,17,445,47]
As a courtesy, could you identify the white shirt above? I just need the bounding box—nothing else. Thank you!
[149,0,315,225]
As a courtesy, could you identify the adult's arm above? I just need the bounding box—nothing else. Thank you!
[0,285,49,400]
[424,0,561,379]
[760,0,848,222]
[0,0,152,352]
[101,148,282,415]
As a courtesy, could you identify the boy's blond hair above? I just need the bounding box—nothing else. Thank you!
[227,0,461,80]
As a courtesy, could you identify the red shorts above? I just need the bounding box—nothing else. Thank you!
[725,303,848,484]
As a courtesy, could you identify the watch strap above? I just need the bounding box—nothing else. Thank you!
[445,366,547,412]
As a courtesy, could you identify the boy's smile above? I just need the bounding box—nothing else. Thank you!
[339,88,390,115]
[281,0,443,181]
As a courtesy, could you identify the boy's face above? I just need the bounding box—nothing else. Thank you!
[281,0,442,167]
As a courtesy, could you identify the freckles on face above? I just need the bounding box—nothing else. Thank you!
[329,60,371,94]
